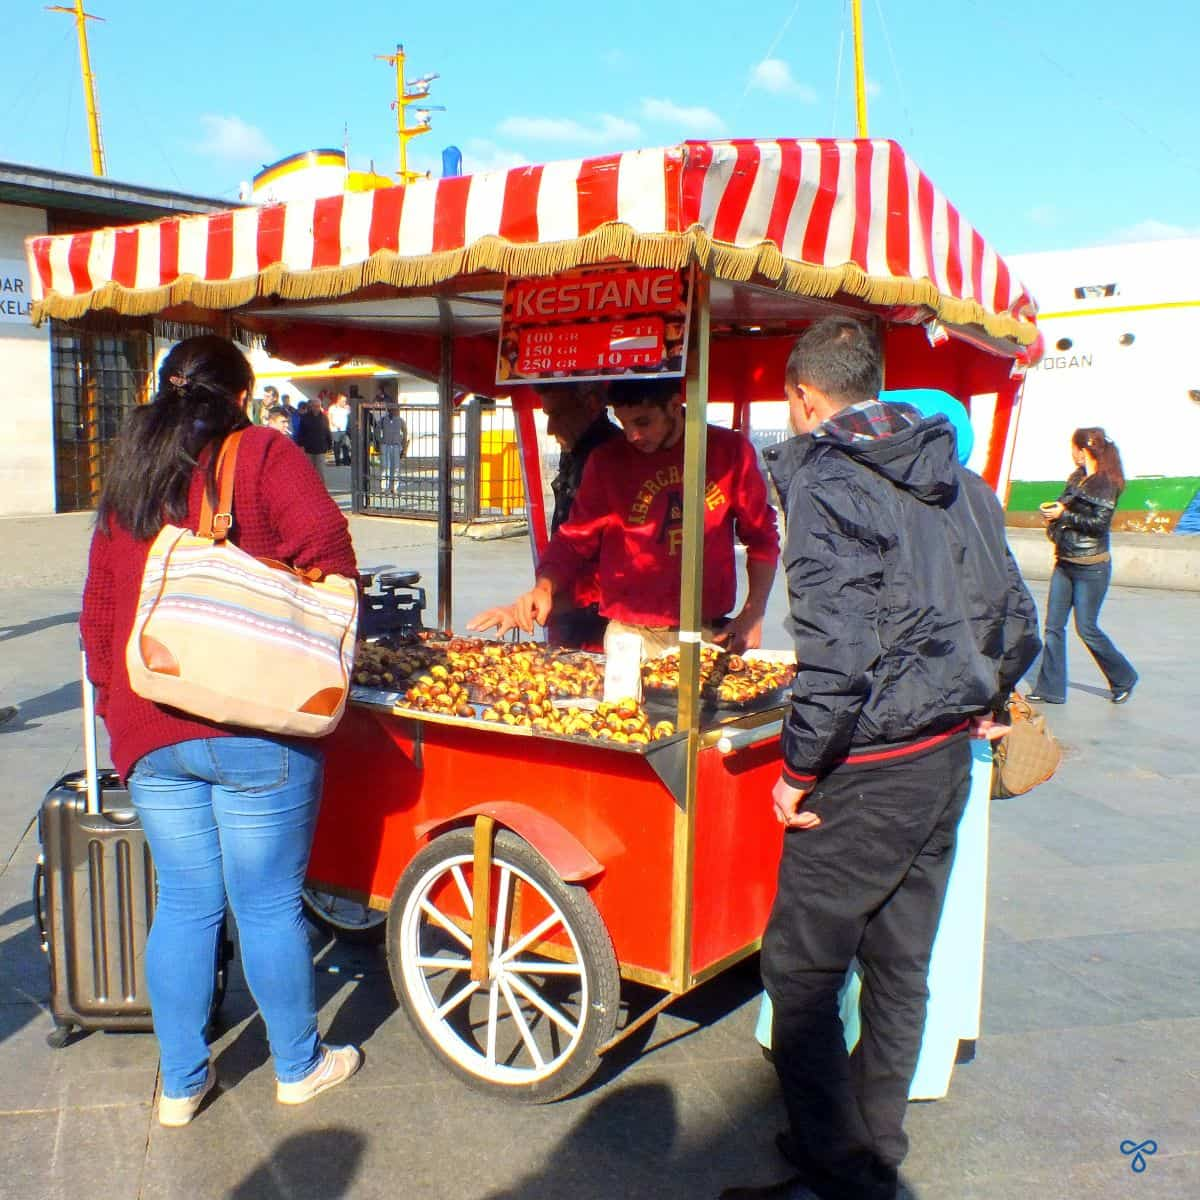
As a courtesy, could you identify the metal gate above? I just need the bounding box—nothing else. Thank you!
[352,397,525,521]
[51,324,153,512]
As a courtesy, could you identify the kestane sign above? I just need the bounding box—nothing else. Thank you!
[498,265,691,386]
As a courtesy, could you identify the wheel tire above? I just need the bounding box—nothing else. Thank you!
[302,886,388,944]
[388,828,619,1103]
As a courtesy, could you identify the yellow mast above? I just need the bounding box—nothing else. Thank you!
[47,0,106,176]
[376,43,435,185]
[851,0,869,137]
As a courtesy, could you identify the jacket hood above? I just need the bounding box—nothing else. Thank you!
[835,416,960,507]
[764,413,962,508]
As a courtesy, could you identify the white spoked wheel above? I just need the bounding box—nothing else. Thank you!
[301,886,388,944]
[388,827,619,1103]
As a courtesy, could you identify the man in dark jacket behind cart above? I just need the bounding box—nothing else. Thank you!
[721,318,1040,1200]
[540,381,620,648]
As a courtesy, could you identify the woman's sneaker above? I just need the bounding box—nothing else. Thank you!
[276,1044,362,1105]
[158,1065,216,1127]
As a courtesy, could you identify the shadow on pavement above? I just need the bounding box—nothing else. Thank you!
[580,955,767,1099]
[1068,681,1113,699]
[0,610,81,643]
[311,929,397,1051]
[227,1128,367,1200]
[482,1081,680,1200]
[1,681,81,730]
[0,896,46,1047]
[212,923,395,1089]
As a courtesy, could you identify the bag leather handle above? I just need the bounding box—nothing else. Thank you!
[198,428,246,542]
[258,557,325,583]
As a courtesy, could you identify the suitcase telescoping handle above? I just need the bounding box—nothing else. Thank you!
[80,645,101,815]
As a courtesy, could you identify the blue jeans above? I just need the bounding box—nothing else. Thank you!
[1033,560,1137,701]
[129,737,324,1098]
[381,444,403,492]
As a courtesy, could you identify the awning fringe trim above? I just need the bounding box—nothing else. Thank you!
[31,223,1037,346]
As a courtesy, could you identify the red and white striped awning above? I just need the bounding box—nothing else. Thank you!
[25,138,1037,348]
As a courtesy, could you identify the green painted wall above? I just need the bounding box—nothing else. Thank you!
[1007,476,1200,514]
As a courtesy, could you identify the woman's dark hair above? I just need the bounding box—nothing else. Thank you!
[97,335,253,539]
[1072,426,1125,495]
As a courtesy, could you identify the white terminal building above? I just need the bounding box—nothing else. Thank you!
[0,162,227,516]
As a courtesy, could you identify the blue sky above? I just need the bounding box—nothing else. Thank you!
[4,0,1198,256]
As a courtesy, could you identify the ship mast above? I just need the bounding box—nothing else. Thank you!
[47,0,106,176]
[376,43,442,185]
[851,0,869,137]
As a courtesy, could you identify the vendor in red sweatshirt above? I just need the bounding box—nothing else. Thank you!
[469,378,780,655]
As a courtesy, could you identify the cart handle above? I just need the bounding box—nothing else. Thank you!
[714,719,784,755]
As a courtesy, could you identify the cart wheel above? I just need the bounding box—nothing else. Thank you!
[302,887,388,944]
[388,828,619,1103]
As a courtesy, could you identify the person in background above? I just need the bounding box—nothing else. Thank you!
[1026,426,1137,705]
[81,335,361,1128]
[721,318,1039,1200]
[538,382,620,648]
[328,393,352,466]
[298,399,332,478]
[379,405,408,495]
[469,377,780,658]
[254,385,279,427]
[286,396,303,442]
[265,404,291,435]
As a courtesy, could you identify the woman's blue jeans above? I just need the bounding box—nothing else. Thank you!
[1033,560,1137,701]
[129,737,324,1098]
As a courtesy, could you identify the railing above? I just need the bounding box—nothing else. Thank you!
[352,399,526,522]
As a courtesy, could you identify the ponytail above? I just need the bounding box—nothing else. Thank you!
[1071,426,1125,496]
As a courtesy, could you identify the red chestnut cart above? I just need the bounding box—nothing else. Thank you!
[26,137,1040,1101]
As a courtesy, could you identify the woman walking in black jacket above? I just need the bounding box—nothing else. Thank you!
[1027,427,1138,705]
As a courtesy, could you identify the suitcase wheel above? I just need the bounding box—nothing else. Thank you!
[46,1022,75,1050]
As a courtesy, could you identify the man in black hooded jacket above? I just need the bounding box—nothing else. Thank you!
[722,318,1040,1200]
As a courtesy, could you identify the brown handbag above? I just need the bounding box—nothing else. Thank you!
[992,692,1063,798]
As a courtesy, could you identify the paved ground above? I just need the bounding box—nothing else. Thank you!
[1,501,1197,1200]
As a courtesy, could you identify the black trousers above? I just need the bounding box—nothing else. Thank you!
[761,736,972,1200]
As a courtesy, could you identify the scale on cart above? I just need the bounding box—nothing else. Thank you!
[356,566,427,640]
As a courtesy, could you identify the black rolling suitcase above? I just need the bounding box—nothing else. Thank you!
[33,652,229,1048]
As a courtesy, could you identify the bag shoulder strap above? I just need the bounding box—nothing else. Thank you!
[197,428,246,542]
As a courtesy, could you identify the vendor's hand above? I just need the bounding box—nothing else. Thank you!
[970,714,1012,741]
[1039,502,1065,521]
[772,777,821,830]
[511,581,554,634]
[466,604,522,638]
[714,608,765,654]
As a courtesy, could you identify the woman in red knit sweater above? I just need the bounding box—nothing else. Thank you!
[81,336,360,1126]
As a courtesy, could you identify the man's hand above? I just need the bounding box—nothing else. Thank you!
[969,714,1012,741]
[714,607,765,654]
[513,580,554,633]
[466,604,522,638]
[468,580,554,637]
[771,777,821,830]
